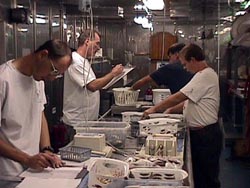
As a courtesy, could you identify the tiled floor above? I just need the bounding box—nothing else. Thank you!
[220,147,250,188]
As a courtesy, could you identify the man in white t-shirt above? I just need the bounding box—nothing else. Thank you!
[143,44,223,188]
[63,29,124,126]
[0,40,72,183]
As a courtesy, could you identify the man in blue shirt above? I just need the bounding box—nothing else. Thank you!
[131,43,193,94]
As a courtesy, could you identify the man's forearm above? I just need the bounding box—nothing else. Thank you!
[40,112,51,151]
[0,139,30,166]
[87,72,114,92]
[164,102,184,114]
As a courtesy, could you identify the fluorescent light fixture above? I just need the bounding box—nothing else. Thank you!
[36,17,46,24]
[244,1,250,9]
[134,4,147,12]
[134,4,143,10]
[142,21,152,28]
[234,0,245,2]
[36,14,46,18]
[17,5,24,8]
[64,23,67,29]
[180,34,185,38]
[52,22,59,27]
[118,6,124,18]
[134,16,148,24]
[52,22,67,29]
[143,0,164,10]
[17,28,28,32]
[29,18,47,24]
[178,30,183,34]
[235,10,246,16]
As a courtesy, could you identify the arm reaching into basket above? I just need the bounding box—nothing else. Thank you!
[131,43,193,94]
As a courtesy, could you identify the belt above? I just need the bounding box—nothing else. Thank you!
[189,122,218,131]
[189,126,204,131]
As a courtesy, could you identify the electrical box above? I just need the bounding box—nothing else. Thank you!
[10,8,30,24]
[73,132,106,152]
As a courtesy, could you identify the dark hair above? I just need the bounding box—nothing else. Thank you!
[78,29,101,47]
[167,43,185,55]
[35,39,72,60]
[180,43,205,61]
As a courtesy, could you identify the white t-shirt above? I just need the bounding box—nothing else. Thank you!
[0,60,46,177]
[180,67,220,127]
[63,52,100,126]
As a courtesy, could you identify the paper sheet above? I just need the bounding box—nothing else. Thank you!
[20,166,83,179]
[19,158,97,179]
[103,67,134,89]
[16,177,81,188]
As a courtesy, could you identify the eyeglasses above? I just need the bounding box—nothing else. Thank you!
[49,59,63,78]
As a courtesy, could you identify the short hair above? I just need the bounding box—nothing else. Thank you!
[167,43,185,55]
[78,29,101,47]
[180,43,205,61]
[35,39,71,60]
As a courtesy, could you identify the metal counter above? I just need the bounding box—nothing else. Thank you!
[5,128,193,188]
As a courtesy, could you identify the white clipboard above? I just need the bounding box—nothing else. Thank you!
[103,67,134,89]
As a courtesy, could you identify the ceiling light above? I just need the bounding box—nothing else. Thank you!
[118,6,124,18]
[142,21,152,28]
[17,28,28,32]
[143,0,164,10]
[134,15,148,24]
[37,18,47,24]
[245,1,250,9]
[178,30,183,34]
[17,5,24,8]
[235,10,246,16]
[52,22,59,27]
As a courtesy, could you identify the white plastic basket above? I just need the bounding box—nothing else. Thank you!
[113,88,140,106]
[121,111,143,122]
[138,118,180,136]
[74,121,130,148]
[152,89,171,105]
[88,158,129,188]
[129,168,188,186]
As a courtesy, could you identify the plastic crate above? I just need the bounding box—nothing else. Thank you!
[121,111,143,122]
[74,121,131,148]
[138,118,180,136]
[88,158,129,188]
[59,146,91,162]
[130,168,188,186]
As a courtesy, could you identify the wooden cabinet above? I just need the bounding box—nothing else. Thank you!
[149,32,177,60]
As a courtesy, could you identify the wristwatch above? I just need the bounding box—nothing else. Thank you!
[41,146,54,153]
